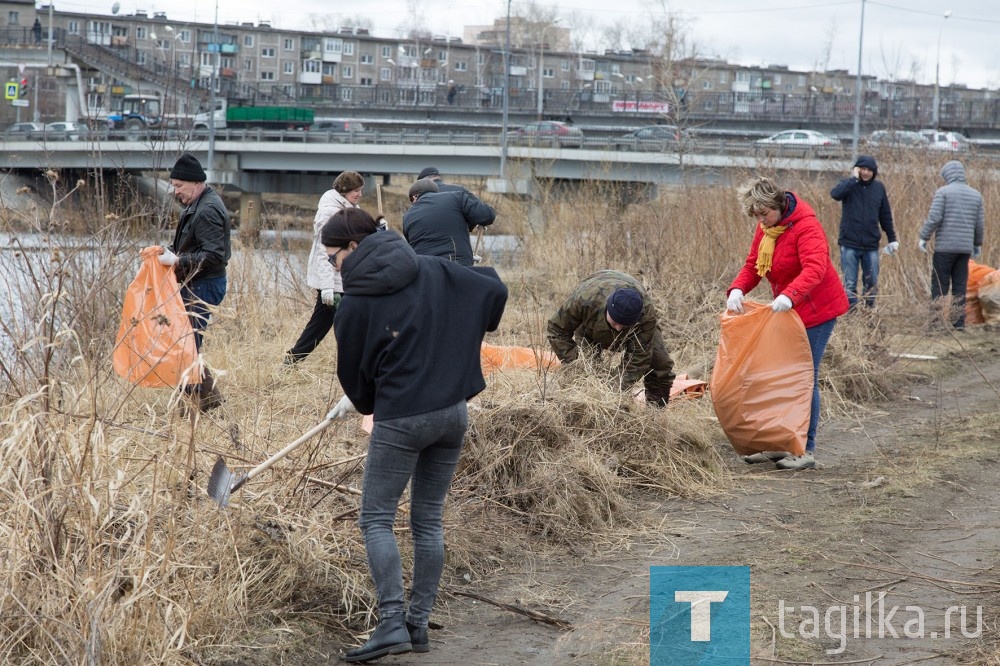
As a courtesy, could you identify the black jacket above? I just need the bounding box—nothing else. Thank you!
[402,189,496,266]
[169,185,231,282]
[830,155,896,250]
[334,231,508,420]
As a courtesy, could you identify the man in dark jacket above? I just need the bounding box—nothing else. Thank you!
[320,208,507,662]
[547,270,675,407]
[403,178,495,266]
[830,154,897,309]
[158,153,231,411]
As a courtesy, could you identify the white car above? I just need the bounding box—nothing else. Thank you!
[44,121,90,141]
[755,129,836,147]
[918,129,970,152]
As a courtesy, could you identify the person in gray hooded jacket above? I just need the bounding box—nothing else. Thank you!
[918,160,985,330]
[830,154,897,308]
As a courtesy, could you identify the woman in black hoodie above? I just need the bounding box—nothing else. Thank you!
[320,208,508,662]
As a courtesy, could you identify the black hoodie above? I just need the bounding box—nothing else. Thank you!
[333,231,508,420]
[830,154,897,250]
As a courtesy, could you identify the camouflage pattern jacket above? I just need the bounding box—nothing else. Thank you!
[547,270,658,389]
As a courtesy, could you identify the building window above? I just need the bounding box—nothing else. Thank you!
[476,52,484,65]
[719,71,727,83]
[785,83,793,91]
[773,74,782,85]
[284,62,294,74]
[341,87,353,101]
[438,50,447,62]
[324,37,343,55]
[344,42,354,56]
[136,26,146,40]
[137,52,147,65]
[8,11,18,24]
[341,65,353,79]
[261,71,275,81]
[68,20,79,34]
[380,67,392,81]
[284,37,294,50]
[561,60,570,71]
[262,47,275,58]
[244,34,254,47]
[736,71,750,82]
[381,45,391,58]
[303,60,321,74]
[543,67,554,79]
[360,53,373,64]
[244,57,253,71]
[360,76,373,86]
[560,80,569,90]
[703,80,713,89]
[798,75,806,86]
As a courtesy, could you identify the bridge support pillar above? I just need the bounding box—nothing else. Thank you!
[239,192,263,247]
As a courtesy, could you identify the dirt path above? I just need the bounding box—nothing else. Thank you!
[346,329,1000,666]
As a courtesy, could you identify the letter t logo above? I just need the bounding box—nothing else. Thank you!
[674,591,729,641]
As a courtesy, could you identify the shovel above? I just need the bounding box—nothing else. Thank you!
[207,417,334,507]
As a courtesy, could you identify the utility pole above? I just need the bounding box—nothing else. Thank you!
[851,0,865,158]
[207,0,219,182]
[499,0,511,184]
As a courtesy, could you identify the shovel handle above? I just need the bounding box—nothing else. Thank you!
[376,183,384,217]
[243,418,334,484]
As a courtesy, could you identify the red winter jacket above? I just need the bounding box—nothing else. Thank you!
[728,193,849,329]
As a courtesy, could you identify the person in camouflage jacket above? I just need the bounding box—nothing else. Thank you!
[547,270,675,406]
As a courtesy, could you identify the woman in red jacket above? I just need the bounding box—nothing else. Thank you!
[726,177,849,470]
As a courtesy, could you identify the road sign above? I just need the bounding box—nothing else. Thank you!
[12,99,29,107]
[4,82,17,100]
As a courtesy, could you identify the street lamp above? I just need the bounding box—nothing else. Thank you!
[932,10,952,127]
[500,0,511,183]
[850,0,866,158]
[536,19,560,120]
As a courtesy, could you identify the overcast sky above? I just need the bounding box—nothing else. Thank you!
[81,0,999,89]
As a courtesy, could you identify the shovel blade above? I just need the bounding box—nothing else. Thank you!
[207,456,235,507]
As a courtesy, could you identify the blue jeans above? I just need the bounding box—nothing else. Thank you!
[181,277,227,351]
[840,247,880,308]
[359,400,468,627]
[805,318,837,453]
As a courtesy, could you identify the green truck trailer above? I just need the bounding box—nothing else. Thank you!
[193,100,314,130]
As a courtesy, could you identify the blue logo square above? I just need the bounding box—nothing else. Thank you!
[650,566,750,665]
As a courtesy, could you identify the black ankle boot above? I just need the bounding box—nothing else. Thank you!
[406,621,429,653]
[344,615,411,663]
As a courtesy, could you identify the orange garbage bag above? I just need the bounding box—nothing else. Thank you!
[480,343,561,376]
[976,270,1000,324]
[709,302,813,457]
[112,246,200,388]
[965,260,996,325]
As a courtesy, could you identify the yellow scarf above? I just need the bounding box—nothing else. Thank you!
[755,223,789,277]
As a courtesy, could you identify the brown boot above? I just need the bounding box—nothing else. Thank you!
[198,367,225,412]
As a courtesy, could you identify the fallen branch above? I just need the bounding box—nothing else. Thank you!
[303,476,362,496]
[445,588,572,630]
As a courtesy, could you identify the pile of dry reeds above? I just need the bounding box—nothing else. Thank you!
[1,152,992,662]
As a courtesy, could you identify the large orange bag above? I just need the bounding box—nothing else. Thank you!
[112,246,200,388]
[709,302,813,457]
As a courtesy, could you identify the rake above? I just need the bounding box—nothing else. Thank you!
[207,417,334,507]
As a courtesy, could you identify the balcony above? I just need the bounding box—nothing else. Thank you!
[323,51,342,63]
[298,71,322,84]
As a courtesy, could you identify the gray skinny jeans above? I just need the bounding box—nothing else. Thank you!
[358,400,468,628]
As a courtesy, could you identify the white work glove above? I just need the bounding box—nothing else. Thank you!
[321,288,337,306]
[726,289,744,314]
[158,249,178,266]
[883,241,899,256]
[771,295,793,312]
[918,239,928,254]
[326,395,357,421]
[973,246,982,259]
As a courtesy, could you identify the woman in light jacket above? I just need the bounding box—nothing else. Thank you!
[284,171,364,364]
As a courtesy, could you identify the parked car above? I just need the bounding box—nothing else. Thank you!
[864,130,929,150]
[311,119,366,133]
[507,120,584,148]
[613,125,694,152]
[918,129,970,152]
[755,129,836,147]
[4,122,45,137]
[43,121,90,141]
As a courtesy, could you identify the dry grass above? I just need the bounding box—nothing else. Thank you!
[1,152,996,663]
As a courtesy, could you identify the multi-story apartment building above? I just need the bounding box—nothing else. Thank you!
[1,0,996,133]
